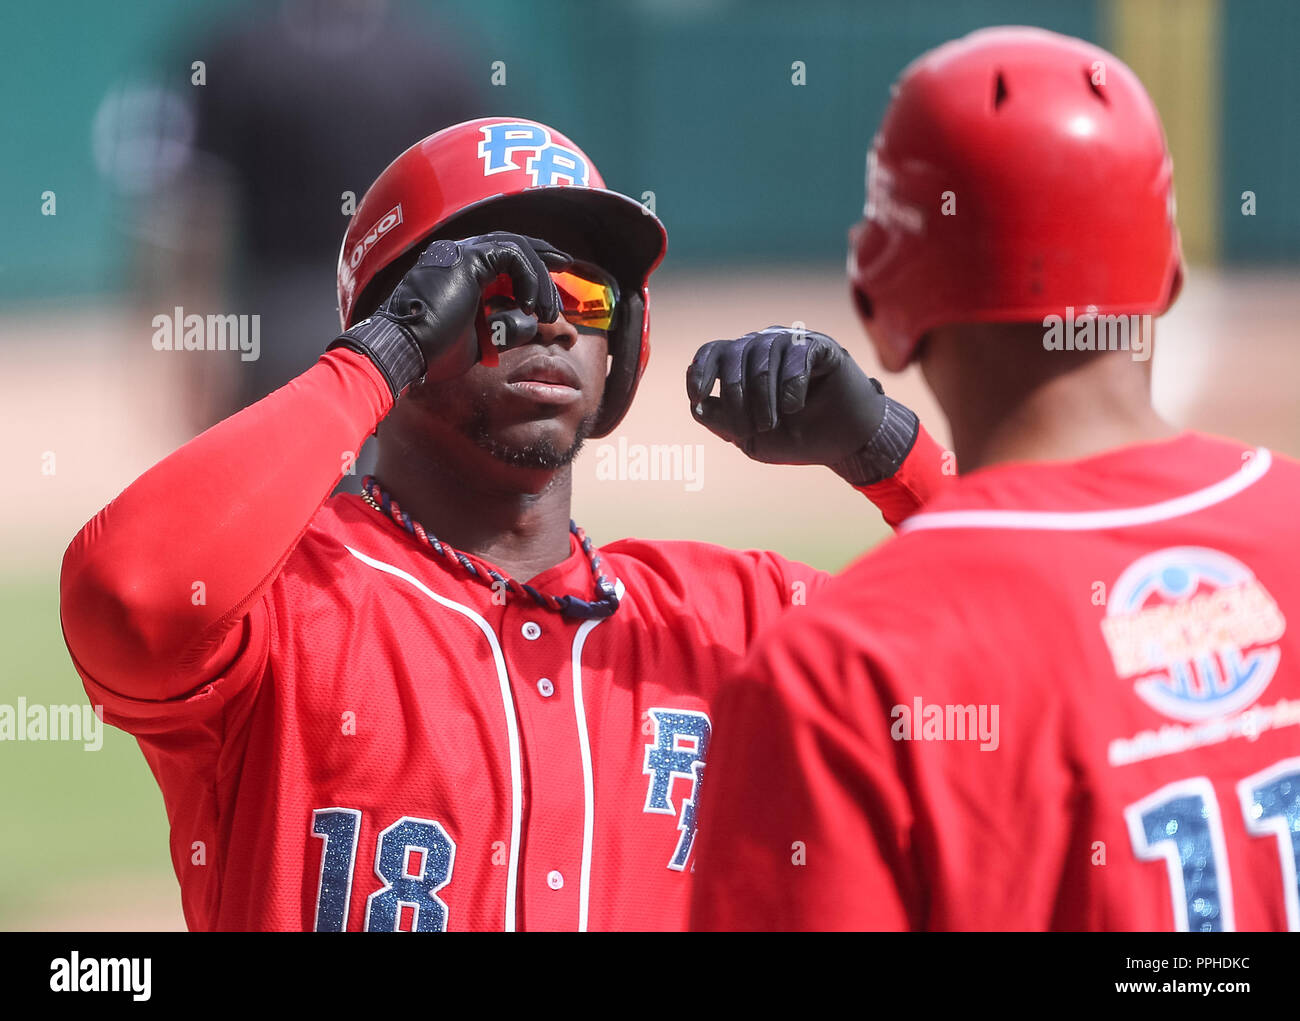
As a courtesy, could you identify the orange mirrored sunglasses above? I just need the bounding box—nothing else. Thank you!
[481,262,618,332]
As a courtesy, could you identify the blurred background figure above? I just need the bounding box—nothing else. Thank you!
[128,0,488,480]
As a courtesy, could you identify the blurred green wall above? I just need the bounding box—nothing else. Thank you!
[1221,0,1300,261]
[2,0,1296,308]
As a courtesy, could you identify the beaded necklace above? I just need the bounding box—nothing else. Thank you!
[358,475,620,619]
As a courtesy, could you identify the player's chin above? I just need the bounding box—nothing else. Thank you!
[487,413,586,454]
[469,394,599,469]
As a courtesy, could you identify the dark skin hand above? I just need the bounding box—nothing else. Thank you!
[373,314,609,582]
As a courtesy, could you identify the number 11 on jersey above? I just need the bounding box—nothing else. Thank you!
[1125,758,1300,931]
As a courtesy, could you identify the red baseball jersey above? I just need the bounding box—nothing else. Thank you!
[691,433,1300,931]
[59,347,947,931]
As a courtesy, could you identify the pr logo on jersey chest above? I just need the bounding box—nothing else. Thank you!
[1101,547,1286,722]
[642,708,711,871]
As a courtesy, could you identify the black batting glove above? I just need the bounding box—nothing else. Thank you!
[686,326,920,486]
[329,232,571,398]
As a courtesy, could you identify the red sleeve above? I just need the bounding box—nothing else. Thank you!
[59,348,393,725]
[689,616,918,931]
[717,549,833,626]
[771,555,832,608]
[854,423,953,529]
[602,539,833,637]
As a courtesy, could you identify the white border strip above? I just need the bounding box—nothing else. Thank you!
[344,544,525,932]
[570,579,624,933]
[899,449,1271,534]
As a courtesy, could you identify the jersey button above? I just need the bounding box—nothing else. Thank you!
[537,677,555,698]
[547,870,564,890]
[522,621,542,640]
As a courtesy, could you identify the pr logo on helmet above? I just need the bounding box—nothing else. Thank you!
[477,122,589,187]
[1100,547,1286,722]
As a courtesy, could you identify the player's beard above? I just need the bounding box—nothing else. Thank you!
[462,393,598,471]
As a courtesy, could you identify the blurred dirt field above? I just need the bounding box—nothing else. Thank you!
[3,264,1298,930]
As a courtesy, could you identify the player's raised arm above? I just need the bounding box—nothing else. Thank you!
[59,233,567,704]
[686,327,950,528]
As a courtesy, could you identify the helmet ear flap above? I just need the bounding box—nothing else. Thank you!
[591,289,644,438]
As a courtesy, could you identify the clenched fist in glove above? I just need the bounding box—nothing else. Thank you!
[686,326,920,486]
[329,232,571,398]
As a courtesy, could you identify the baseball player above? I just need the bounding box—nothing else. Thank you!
[690,28,1300,931]
[59,117,947,931]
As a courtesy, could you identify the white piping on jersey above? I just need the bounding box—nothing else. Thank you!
[343,545,525,933]
[570,579,625,933]
[898,448,1271,534]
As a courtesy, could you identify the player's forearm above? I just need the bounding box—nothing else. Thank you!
[59,348,392,692]
[853,423,954,530]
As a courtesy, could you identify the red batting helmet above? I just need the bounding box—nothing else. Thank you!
[848,26,1183,370]
[338,116,667,436]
